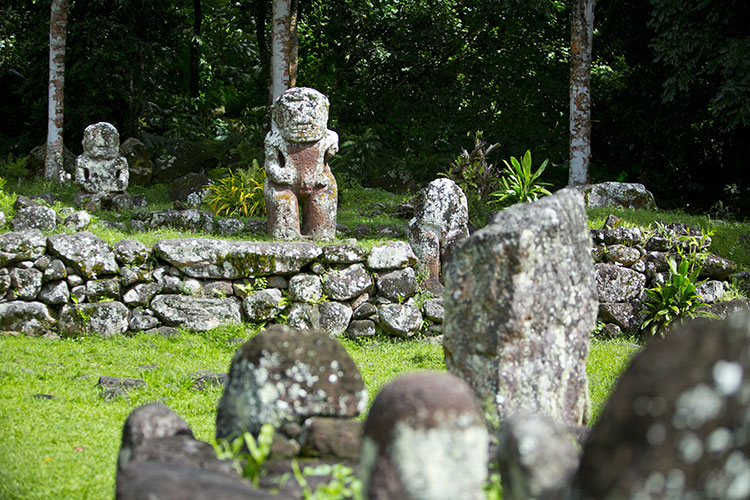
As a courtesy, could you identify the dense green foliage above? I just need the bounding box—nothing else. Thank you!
[489,150,551,209]
[3,0,745,216]
[204,159,266,217]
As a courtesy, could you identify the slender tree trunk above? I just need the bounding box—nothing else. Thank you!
[189,0,203,99]
[270,0,293,102]
[289,0,299,88]
[568,0,595,186]
[45,0,68,183]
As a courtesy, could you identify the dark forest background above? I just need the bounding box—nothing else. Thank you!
[1,0,748,217]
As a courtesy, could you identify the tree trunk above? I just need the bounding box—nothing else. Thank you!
[253,0,271,104]
[189,0,203,99]
[45,0,68,183]
[270,0,293,103]
[568,0,595,186]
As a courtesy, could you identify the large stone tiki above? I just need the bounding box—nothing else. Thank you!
[264,87,338,241]
[75,122,129,195]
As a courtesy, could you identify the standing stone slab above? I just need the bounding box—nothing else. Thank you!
[216,325,367,443]
[570,313,750,500]
[0,230,47,267]
[360,372,488,500]
[443,188,596,427]
[47,232,119,279]
[153,239,322,279]
[151,295,242,332]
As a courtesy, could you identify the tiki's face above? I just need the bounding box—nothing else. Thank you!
[273,87,329,143]
[83,122,119,159]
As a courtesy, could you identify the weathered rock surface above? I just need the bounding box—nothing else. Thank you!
[376,267,418,302]
[216,325,367,443]
[569,314,750,500]
[153,239,322,279]
[595,263,647,303]
[321,244,368,264]
[113,239,151,267]
[366,241,417,270]
[242,289,285,322]
[58,301,130,337]
[300,417,363,461]
[572,182,657,210]
[288,274,322,303]
[12,206,58,232]
[151,295,242,331]
[498,414,580,500]
[444,188,596,427]
[47,232,119,279]
[0,301,55,335]
[378,303,423,337]
[361,372,488,500]
[322,263,372,301]
[0,230,47,267]
[132,209,214,234]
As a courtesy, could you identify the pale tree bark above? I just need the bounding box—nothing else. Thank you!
[45,0,69,183]
[270,0,297,103]
[568,0,595,186]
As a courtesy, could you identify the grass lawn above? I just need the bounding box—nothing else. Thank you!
[0,329,638,500]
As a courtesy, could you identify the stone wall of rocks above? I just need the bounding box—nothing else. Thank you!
[0,230,444,339]
[592,216,743,338]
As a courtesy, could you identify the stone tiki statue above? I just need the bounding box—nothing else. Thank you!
[75,122,129,195]
[264,87,338,241]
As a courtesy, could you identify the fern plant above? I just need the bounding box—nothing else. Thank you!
[641,249,709,339]
[489,150,551,209]
[204,160,266,217]
[212,425,274,487]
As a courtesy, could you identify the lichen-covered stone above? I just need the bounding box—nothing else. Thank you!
[122,282,162,307]
[700,253,738,281]
[366,241,417,270]
[288,274,322,303]
[444,188,596,428]
[86,278,121,302]
[569,313,750,500]
[498,414,581,500]
[321,244,368,264]
[63,210,92,231]
[129,308,160,331]
[113,239,151,267]
[153,239,322,279]
[422,298,445,323]
[604,244,641,267]
[38,280,70,305]
[376,267,418,302]
[0,301,55,335]
[378,303,423,337]
[151,295,241,331]
[287,301,353,336]
[12,206,58,232]
[322,263,372,301]
[407,178,469,293]
[346,319,376,338]
[696,280,725,303]
[215,325,367,443]
[598,302,643,334]
[361,372,488,500]
[0,230,47,267]
[242,289,285,322]
[10,267,43,299]
[595,263,646,303]
[572,182,656,210]
[58,301,130,337]
[216,218,246,236]
[47,232,119,279]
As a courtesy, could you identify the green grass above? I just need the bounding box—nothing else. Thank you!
[0,329,636,500]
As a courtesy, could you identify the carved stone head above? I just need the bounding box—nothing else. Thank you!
[82,122,120,159]
[272,87,329,143]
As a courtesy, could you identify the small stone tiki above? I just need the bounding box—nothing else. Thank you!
[264,87,338,241]
[75,122,129,195]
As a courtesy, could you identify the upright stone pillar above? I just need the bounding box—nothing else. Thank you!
[443,188,597,428]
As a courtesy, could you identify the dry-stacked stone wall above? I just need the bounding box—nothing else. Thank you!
[0,230,439,338]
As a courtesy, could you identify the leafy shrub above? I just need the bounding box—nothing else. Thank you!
[0,176,18,222]
[641,249,709,339]
[204,159,266,217]
[292,462,363,500]
[489,149,551,209]
[441,131,501,227]
[213,425,274,487]
[0,154,29,180]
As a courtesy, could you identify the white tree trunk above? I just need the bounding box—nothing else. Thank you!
[45,0,68,183]
[270,0,292,103]
[568,0,595,186]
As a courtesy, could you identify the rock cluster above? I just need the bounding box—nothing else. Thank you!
[0,232,438,338]
[592,217,744,338]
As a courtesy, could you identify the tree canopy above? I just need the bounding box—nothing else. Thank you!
[0,0,747,216]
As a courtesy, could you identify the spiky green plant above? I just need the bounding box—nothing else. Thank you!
[489,150,551,209]
[204,160,266,217]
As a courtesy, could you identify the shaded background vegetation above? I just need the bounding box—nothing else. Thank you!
[1,0,747,217]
